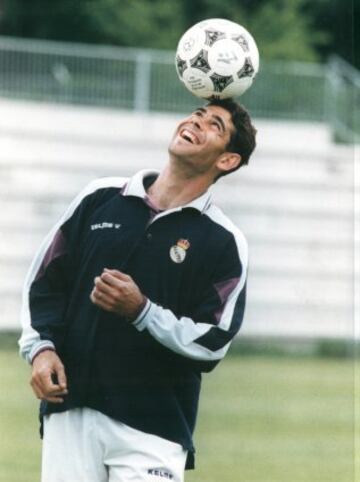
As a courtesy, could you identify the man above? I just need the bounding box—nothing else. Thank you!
[19,98,256,481]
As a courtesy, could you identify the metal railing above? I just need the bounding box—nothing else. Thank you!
[0,35,358,141]
[325,55,360,143]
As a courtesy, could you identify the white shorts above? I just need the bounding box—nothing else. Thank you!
[42,407,187,482]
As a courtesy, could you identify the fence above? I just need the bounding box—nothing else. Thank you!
[0,35,358,141]
[325,55,360,143]
[0,36,356,340]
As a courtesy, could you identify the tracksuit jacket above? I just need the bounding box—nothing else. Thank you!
[19,169,248,469]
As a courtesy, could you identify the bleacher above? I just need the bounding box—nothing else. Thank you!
[0,98,355,339]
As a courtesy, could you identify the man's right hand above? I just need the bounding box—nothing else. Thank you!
[30,350,68,404]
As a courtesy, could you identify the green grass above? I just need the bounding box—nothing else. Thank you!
[0,349,357,482]
[189,356,356,482]
[0,349,41,482]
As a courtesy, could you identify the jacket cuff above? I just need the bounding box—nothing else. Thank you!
[132,299,154,331]
[28,340,56,364]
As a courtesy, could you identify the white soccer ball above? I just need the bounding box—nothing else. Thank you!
[175,18,259,99]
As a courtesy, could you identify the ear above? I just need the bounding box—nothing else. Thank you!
[216,152,242,175]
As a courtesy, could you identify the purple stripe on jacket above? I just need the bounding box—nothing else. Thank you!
[35,229,67,281]
[213,277,240,323]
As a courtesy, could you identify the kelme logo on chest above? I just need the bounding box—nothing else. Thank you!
[169,238,190,263]
[91,222,121,231]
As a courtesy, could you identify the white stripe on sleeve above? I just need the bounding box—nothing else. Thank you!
[205,205,248,331]
[18,177,127,363]
[132,205,248,362]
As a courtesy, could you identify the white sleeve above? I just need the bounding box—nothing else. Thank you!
[18,177,127,363]
[132,225,248,367]
[133,280,246,363]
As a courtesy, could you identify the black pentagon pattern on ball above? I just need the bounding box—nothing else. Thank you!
[205,29,226,47]
[207,94,222,101]
[183,37,195,52]
[237,57,254,79]
[210,73,234,93]
[190,49,211,74]
[176,55,187,78]
[231,34,249,52]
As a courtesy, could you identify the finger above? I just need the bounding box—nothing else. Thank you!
[90,288,108,304]
[100,272,126,289]
[30,378,44,400]
[104,268,131,281]
[42,382,68,397]
[54,363,67,390]
[91,290,115,312]
[95,276,120,297]
[92,287,115,306]
[93,299,115,312]
[32,378,64,403]
[43,395,65,404]
[38,370,64,395]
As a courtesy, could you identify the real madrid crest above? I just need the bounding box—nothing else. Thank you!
[170,239,190,264]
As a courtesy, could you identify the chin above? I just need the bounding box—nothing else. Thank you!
[168,148,194,169]
[168,143,190,159]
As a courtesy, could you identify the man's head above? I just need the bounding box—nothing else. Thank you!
[168,98,256,182]
[207,99,257,180]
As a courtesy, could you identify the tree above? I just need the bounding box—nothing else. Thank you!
[247,0,330,62]
[83,0,184,49]
[0,0,93,41]
[304,0,357,67]
[0,0,349,65]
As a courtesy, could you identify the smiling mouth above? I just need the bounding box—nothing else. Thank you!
[180,128,200,145]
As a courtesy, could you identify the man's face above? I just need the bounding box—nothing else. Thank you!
[168,105,236,175]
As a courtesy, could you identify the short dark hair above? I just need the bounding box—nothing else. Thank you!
[206,98,257,180]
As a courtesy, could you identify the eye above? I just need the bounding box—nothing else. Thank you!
[211,121,221,131]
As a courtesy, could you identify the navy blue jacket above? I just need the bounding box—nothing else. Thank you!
[19,170,248,469]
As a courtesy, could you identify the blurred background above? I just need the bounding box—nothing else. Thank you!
[0,1,358,481]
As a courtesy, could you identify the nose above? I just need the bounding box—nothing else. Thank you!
[190,115,202,130]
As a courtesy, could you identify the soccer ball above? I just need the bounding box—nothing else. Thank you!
[175,18,259,99]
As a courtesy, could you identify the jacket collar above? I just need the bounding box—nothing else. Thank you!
[123,169,212,214]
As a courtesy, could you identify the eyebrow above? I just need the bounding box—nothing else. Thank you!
[212,114,225,133]
[194,107,226,133]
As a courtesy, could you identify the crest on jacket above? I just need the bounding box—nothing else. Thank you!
[170,239,190,263]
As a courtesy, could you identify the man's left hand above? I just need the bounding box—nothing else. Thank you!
[90,269,146,321]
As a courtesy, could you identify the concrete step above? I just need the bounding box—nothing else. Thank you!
[0,137,166,171]
[0,98,351,161]
[0,159,353,189]
[1,255,352,294]
[0,199,353,246]
[0,189,355,251]
[0,136,353,189]
[12,273,353,310]
[0,229,352,275]
[249,272,352,307]
[2,290,352,338]
[0,165,354,217]
[214,185,354,219]
[243,302,353,338]
[231,212,353,245]
[0,98,355,340]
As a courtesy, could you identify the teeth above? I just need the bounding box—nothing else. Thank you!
[181,129,197,144]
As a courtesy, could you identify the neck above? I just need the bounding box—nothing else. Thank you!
[147,163,212,210]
